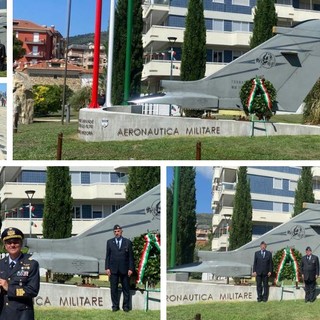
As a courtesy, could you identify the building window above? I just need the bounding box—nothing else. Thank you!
[213,19,224,31]
[32,46,39,56]
[92,205,103,218]
[112,204,122,212]
[289,180,297,191]
[33,33,40,42]
[273,202,283,212]
[82,205,92,218]
[232,0,249,5]
[273,178,283,189]
[19,170,46,183]
[232,21,250,32]
[213,50,223,62]
[72,206,81,219]
[81,172,90,184]
[213,0,224,3]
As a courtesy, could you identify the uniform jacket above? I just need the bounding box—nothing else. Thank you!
[0,253,40,320]
[105,237,134,275]
[301,254,319,281]
[253,250,273,275]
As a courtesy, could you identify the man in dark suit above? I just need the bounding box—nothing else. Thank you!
[252,241,273,302]
[105,225,135,312]
[0,227,40,320]
[301,246,319,303]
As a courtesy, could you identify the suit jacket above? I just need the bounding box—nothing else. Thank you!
[301,254,319,281]
[105,237,135,275]
[0,253,40,320]
[253,250,273,276]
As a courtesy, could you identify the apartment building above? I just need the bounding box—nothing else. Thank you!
[212,166,320,251]
[142,0,320,93]
[13,19,64,67]
[0,167,129,237]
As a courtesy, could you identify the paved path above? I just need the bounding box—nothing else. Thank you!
[0,107,7,159]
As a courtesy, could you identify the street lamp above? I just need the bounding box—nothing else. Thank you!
[223,213,232,284]
[167,36,177,116]
[167,36,177,80]
[25,190,35,238]
[223,213,232,251]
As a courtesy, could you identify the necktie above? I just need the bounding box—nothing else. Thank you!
[117,240,120,249]
[9,261,15,269]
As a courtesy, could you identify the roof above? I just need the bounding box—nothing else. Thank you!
[13,19,56,34]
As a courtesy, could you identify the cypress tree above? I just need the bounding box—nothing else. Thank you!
[293,167,315,216]
[176,167,197,265]
[180,0,206,81]
[228,167,252,251]
[167,185,173,263]
[250,0,277,49]
[112,0,143,104]
[125,167,160,202]
[42,167,73,239]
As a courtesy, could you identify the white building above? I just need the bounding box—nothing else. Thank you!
[142,0,320,93]
[0,166,128,237]
[212,166,320,251]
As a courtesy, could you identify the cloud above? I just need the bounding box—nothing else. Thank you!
[196,167,213,181]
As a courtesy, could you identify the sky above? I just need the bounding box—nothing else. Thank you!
[167,167,213,214]
[14,0,110,37]
[0,83,6,92]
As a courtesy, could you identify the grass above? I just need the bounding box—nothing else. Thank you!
[167,299,320,320]
[35,307,160,320]
[13,119,320,160]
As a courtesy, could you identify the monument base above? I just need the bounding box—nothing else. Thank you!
[36,282,160,310]
[78,107,320,141]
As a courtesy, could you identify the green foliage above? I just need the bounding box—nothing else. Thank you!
[112,0,143,104]
[132,233,160,287]
[42,167,73,239]
[32,85,73,116]
[13,34,26,61]
[68,86,91,111]
[293,167,315,217]
[68,32,108,45]
[273,248,302,282]
[250,0,277,49]
[180,0,206,81]
[167,186,173,264]
[229,167,252,251]
[176,167,197,265]
[303,79,320,124]
[180,0,206,117]
[239,78,277,120]
[125,167,160,202]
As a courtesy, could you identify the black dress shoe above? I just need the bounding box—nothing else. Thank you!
[123,309,129,312]
[112,308,119,312]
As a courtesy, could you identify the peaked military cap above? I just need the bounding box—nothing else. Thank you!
[1,227,24,241]
[113,224,122,230]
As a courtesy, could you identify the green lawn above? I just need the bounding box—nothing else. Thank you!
[13,121,320,160]
[167,300,320,320]
[35,307,160,320]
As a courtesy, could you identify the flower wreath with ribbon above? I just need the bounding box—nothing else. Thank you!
[274,247,301,284]
[239,76,277,120]
[136,233,161,284]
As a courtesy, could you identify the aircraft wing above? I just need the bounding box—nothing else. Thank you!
[169,261,252,277]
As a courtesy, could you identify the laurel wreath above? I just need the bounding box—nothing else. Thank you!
[239,77,277,120]
[273,248,302,283]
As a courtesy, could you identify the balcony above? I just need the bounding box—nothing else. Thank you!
[275,3,320,23]
[25,38,45,45]
[25,52,44,58]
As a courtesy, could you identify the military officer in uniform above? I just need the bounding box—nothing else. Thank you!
[0,227,40,320]
[105,224,135,312]
[301,246,319,303]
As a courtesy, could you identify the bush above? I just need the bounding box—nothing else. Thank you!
[33,85,73,116]
[303,79,320,124]
[68,86,92,111]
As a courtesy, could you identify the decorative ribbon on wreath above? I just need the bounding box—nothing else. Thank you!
[247,77,272,113]
[275,247,300,283]
[136,233,160,284]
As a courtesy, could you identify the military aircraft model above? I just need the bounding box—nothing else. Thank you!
[25,185,160,275]
[170,203,320,277]
[132,20,320,113]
